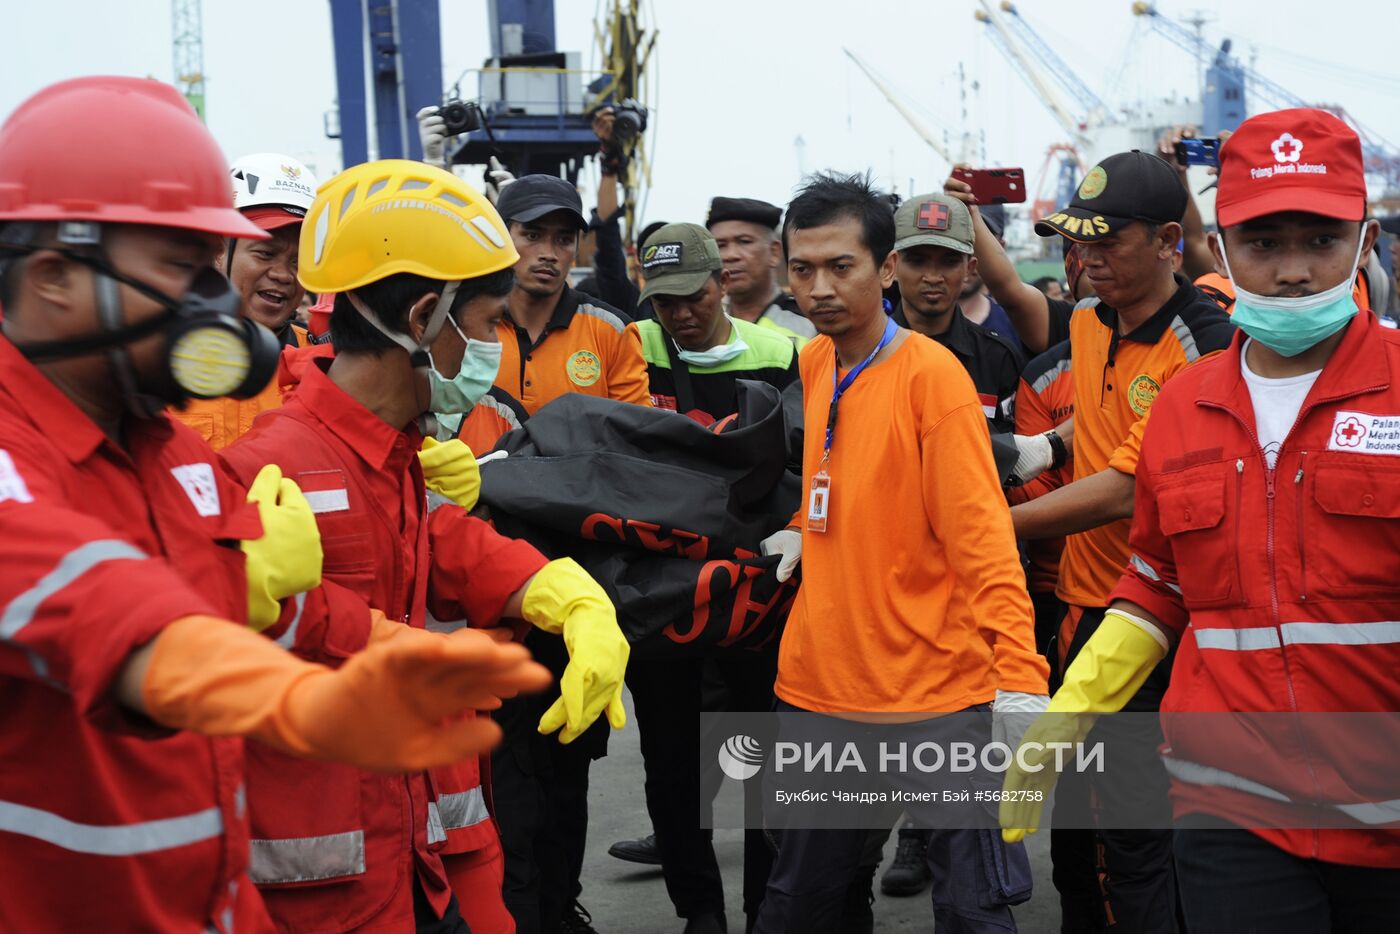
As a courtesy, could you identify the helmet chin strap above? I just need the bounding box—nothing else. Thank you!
[345,282,461,437]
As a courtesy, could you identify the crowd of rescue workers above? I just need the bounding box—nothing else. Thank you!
[0,75,1396,934]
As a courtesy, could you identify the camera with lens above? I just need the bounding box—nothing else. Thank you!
[438,99,486,137]
[610,99,649,145]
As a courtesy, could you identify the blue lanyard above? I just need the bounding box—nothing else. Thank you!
[824,316,897,455]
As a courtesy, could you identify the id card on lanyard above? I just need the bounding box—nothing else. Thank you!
[808,316,897,533]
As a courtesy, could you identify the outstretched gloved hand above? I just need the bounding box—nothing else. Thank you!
[522,558,630,743]
[140,614,553,773]
[241,464,323,632]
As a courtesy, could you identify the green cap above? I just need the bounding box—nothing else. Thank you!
[893,193,975,255]
[638,222,722,302]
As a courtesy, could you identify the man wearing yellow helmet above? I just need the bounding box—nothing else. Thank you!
[220,159,631,934]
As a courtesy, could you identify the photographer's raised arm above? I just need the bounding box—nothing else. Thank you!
[945,168,1055,355]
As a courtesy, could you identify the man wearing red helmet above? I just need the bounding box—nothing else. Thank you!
[0,76,549,932]
[1002,109,1400,931]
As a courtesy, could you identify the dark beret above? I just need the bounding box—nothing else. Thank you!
[706,196,782,231]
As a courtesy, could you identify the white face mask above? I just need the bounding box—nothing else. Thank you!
[674,316,749,367]
[1220,234,1364,357]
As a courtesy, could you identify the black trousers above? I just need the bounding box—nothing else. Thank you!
[413,879,471,934]
[1052,607,1179,934]
[492,629,609,934]
[753,702,1022,934]
[1174,815,1400,933]
[627,648,778,921]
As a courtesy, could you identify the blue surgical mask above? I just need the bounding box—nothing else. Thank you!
[1221,237,1363,358]
[675,317,749,368]
[427,314,501,414]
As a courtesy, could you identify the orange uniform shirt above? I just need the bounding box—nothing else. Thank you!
[495,286,650,414]
[1008,340,1073,595]
[775,331,1047,714]
[1057,276,1233,608]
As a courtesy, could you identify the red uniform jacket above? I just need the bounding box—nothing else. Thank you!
[0,336,359,932]
[1111,311,1400,867]
[223,354,547,931]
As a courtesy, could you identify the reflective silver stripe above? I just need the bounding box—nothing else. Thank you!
[476,395,523,434]
[1335,798,1400,825]
[1192,621,1400,652]
[1165,757,1400,825]
[1030,356,1072,395]
[248,830,365,884]
[436,787,489,831]
[0,540,147,639]
[576,303,626,334]
[1129,553,1182,594]
[1283,621,1400,646]
[1162,756,1292,802]
[1193,627,1281,651]
[0,799,222,856]
[426,802,448,844]
[273,592,308,650]
[1169,315,1201,363]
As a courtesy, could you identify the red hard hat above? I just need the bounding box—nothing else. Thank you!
[0,76,265,240]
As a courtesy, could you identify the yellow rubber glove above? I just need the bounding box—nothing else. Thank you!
[1000,609,1169,842]
[141,615,553,772]
[522,558,630,743]
[241,465,323,632]
[418,437,481,510]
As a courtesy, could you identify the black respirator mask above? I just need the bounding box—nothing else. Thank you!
[3,221,279,416]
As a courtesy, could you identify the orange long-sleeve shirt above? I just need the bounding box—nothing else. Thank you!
[775,330,1047,714]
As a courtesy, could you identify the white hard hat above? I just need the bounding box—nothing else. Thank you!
[230,152,318,224]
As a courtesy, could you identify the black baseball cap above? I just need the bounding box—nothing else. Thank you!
[1035,150,1186,242]
[494,175,587,229]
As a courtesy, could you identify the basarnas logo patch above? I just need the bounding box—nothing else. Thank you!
[642,241,683,269]
[718,734,765,781]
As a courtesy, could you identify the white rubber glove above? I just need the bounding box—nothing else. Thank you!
[416,105,447,168]
[1011,433,1054,485]
[759,528,802,583]
[484,156,516,204]
[992,689,1051,753]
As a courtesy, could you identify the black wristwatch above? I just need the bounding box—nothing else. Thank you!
[1044,430,1068,471]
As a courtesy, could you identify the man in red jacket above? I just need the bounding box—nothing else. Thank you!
[1002,108,1400,932]
[0,77,549,933]
[223,158,630,934]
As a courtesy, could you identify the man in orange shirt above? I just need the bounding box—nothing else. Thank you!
[491,175,650,415]
[751,172,1048,934]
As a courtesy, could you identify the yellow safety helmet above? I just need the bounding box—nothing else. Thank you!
[298,159,518,294]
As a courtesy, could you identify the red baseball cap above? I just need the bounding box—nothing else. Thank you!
[1216,108,1366,228]
[241,204,306,232]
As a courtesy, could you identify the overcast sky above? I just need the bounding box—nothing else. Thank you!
[3,0,1397,240]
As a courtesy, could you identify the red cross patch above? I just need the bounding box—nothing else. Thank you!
[917,201,950,231]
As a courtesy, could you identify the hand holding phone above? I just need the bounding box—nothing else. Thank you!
[1174,138,1221,168]
[953,167,1027,204]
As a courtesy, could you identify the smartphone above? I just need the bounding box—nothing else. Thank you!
[953,167,1027,204]
[1174,138,1221,168]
